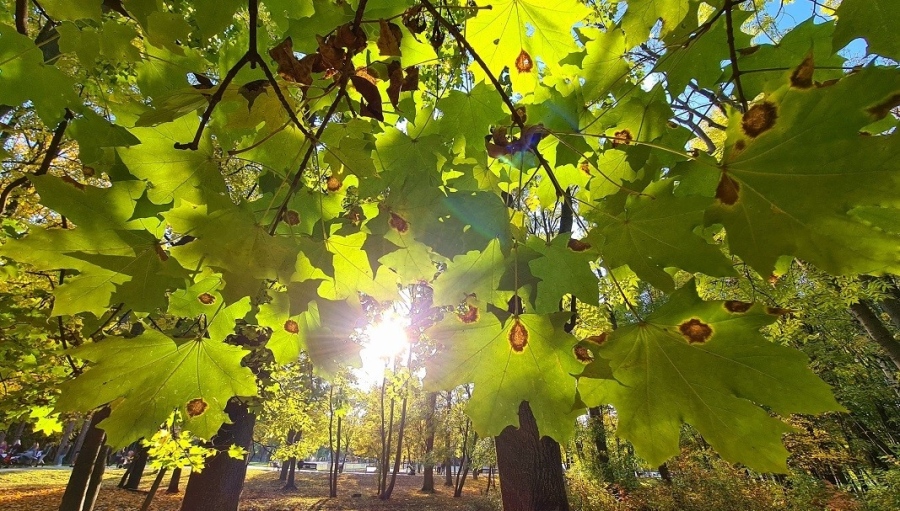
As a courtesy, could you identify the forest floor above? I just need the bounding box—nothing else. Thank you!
[0,467,500,510]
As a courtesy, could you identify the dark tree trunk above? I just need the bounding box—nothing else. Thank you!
[587,406,610,465]
[330,416,342,497]
[444,392,454,487]
[140,467,168,511]
[54,420,77,466]
[453,424,473,498]
[122,444,149,490]
[279,460,289,481]
[658,463,672,484]
[421,391,437,493]
[850,300,900,370]
[382,390,409,500]
[284,458,297,490]
[495,402,569,511]
[81,445,109,511]
[166,467,182,493]
[66,418,91,465]
[179,400,256,511]
[59,407,109,511]
[283,429,298,490]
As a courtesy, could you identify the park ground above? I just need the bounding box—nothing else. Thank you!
[0,467,499,511]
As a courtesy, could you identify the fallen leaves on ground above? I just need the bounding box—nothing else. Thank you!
[0,467,500,510]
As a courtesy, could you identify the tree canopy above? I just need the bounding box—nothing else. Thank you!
[0,0,898,476]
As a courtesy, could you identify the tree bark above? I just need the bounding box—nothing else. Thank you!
[55,420,77,466]
[166,467,182,493]
[140,467,168,511]
[382,389,409,500]
[279,460,289,481]
[284,458,297,490]
[849,300,900,370]
[421,392,437,493]
[66,418,91,466]
[495,402,569,511]
[122,443,149,490]
[81,445,109,511]
[330,416,342,497]
[59,407,109,511]
[179,400,255,511]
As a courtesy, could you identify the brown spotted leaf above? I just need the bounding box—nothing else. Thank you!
[678,68,900,276]
[578,280,842,472]
[425,311,583,442]
[56,329,257,446]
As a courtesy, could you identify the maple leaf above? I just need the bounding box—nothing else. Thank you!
[578,280,843,472]
[426,311,583,441]
[57,329,258,446]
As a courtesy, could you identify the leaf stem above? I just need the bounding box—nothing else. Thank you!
[724,0,748,112]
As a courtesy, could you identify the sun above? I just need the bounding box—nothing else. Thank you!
[361,311,409,369]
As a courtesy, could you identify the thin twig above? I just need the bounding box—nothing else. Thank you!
[724,0,748,111]
[420,0,572,211]
[174,53,251,150]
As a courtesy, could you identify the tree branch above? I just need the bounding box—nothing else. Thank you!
[1,108,74,214]
[266,0,370,234]
[724,0,748,111]
[419,0,570,207]
[15,0,28,36]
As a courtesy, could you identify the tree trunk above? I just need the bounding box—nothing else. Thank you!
[179,400,256,511]
[283,429,298,490]
[330,416,342,497]
[11,421,26,444]
[81,445,109,511]
[66,418,91,465]
[54,420,77,466]
[421,392,437,493]
[587,406,609,465]
[495,402,569,511]
[382,390,409,500]
[454,424,473,498]
[279,460,289,481]
[59,407,109,511]
[850,300,900,370]
[444,392,454,487]
[166,467,182,493]
[122,444,149,490]
[284,458,297,490]
[140,467,168,511]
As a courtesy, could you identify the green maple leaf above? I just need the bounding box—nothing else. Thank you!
[429,84,507,158]
[29,405,64,436]
[0,24,80,124]
[317,231,397,302]
[578,280,843,472]
[657,10,730,94]
[621,0,692,46]
[678,68,900,276]
[57,330,257,446]
[425,311,583,441]
[305,299,364,378]
[465,0,591,92]
[833,0,900,61]
[165,197,298,301]
[734,19,844,99]
[118,116,228,204]
[528,233,599,313]
[587,179,735,291]
[257,292,309,365]
[432,238,505,307]
[577,27,631,103]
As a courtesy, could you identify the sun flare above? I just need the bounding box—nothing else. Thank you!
[363,312,410,362]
